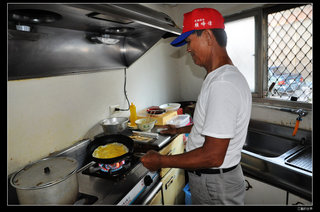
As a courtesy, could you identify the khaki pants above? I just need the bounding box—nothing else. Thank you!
[188,164,245,205]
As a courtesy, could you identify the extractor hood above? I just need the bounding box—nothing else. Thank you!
[7,4,181,80]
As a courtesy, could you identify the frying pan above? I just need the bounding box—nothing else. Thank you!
[87,134,134,164]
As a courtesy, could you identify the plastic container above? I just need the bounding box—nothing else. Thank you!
[166,114,190,128]
[129,103,137,127]
[183,183,192,205]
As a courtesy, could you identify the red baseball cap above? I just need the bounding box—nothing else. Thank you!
[171,8,225,47]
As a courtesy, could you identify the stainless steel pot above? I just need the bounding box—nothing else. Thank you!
[10,157,78,205]
[100,117,129,135]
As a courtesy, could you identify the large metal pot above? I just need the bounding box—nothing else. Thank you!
[10,157,78,205]
[100,117,129,135]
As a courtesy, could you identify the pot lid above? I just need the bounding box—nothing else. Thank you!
[11,157,78,190]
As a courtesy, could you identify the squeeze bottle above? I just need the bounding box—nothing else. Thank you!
[129,103,137,127]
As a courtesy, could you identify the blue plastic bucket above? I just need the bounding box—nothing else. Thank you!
[183,183,192,205]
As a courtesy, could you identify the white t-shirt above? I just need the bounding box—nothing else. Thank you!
[186,64,252,169]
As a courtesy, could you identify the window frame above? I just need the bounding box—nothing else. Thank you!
[224,4,312,110]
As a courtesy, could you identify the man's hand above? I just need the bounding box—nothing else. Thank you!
[159,125,177,135]
[140,150,163,172]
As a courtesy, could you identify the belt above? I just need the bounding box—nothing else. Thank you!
[187,164,238,176]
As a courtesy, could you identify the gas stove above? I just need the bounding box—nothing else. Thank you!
[68,130,170,205]
[72,133,165,205]
[76,157,160,205]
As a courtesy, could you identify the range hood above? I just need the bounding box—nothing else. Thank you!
[8,4,181,80]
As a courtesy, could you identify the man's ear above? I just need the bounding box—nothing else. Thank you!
[203,29,216,46]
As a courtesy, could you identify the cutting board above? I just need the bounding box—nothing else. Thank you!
[136,110,177,125]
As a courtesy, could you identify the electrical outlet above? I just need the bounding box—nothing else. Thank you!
[109,105,120,115]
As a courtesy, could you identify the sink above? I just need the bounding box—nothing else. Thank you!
[240,121,312,200]
[243,130,299,157]
[285,146,312,172]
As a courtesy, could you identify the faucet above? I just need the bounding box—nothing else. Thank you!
[280,108,308,136]
[294,108,308,117]
[280,108,307,115]
[256,105,309,136]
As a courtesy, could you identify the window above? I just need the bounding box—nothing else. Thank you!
[225,16,255,92]
[267,4,312,103]
[224,4,312,106]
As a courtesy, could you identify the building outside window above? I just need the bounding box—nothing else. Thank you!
[267,4,312,103]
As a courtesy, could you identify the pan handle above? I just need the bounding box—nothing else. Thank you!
[133,153,146,157]
[77,161,95,173]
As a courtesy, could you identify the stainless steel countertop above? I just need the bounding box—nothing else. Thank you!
[240,120,312,201]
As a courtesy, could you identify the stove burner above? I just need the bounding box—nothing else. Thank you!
[99,160,126,173]
[82,155,141,181]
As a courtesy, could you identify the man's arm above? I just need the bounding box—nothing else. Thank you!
[140,136,230,171]
[159,124,193,135]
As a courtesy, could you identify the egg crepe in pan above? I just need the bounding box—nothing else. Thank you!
[92,142,129,159]
[87,134,134,164]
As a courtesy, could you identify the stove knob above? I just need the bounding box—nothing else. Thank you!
[144,175,153,186]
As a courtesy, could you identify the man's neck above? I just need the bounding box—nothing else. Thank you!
[205,55,233,75]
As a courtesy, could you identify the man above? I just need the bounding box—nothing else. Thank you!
[140,8,252,205]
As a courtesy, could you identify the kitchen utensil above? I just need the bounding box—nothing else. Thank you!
[87,134,134,164]
[129,134,153,143]
[131,130,159,139]
[100,117,129,135]
[159,103,181,111]
[146,106,166,115]
[10,157,78,204]
[135,118,157,132]
[133,152,146,157]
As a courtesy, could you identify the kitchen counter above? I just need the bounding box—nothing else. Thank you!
[240,120,312,201]
[8,120,312,204]
[241,146,312,200]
